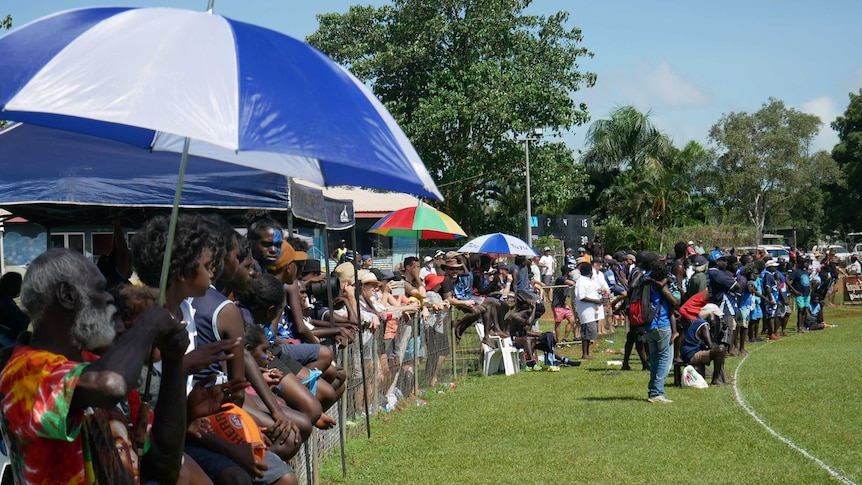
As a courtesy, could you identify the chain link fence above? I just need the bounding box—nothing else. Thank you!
[286,309,484,484]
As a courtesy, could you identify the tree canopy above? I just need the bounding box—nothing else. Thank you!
[828,89,862,233]
[707,98,843,244]
[307,0,595,236]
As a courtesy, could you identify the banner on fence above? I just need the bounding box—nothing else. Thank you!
[844,276,862,303]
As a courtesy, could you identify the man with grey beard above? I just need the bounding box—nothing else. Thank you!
[0,248,188,484]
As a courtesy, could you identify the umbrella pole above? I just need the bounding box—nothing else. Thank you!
[352,226,371,438]
[143,137,191,403]
[323,228,348,479]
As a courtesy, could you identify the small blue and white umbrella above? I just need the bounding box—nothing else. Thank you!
[458,233,538,256]
[0,7,441,200]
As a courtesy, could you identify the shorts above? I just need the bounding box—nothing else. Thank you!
[795,295,810,310]
[751,302,763,320]
[736,307,750,329]
[184,446,292,484]
[689,350,712,365]
[278,342,320,366]
[552,306,574,323]
[258,451,293,485]
[268,349,304,375]
[776,302,786,317]
[581,320,598,341]
[763,302,777,319]
[185,444,239,480]
[542,275,553,286]
[610,284,626,296]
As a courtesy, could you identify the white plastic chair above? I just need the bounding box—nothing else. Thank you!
[475,323,520,376]
[476,323,503,375]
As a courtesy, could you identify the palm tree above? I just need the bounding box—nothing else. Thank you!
[582,105,669,173]
[580,106,672,225]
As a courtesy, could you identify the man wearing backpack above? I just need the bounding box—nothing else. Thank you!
[642,256,679,403]
[621,253,651,371]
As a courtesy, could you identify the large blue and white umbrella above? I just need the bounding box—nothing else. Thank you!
[0,6,444,302]
[0,6,442,200]
[457,233,538,257]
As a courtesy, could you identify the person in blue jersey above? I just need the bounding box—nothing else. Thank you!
[681,304,728,386]
[643,255,680,403]
[787,256,812,332]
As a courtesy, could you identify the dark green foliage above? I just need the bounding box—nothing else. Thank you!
[307,1,594,235]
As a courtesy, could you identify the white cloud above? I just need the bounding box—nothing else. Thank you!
[635,62,712,107]
[801,96,840,152]
[574,63,714,149]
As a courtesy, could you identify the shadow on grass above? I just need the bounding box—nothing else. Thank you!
[583,368,628,374]
[578,396,645,402]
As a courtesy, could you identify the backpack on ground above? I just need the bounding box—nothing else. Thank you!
[628,274,656,327]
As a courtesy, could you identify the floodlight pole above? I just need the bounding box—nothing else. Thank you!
[518,128,543,244]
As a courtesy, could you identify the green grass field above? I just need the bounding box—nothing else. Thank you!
[321,303,862,485]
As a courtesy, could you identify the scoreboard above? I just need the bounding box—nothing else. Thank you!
[534,215,593,250]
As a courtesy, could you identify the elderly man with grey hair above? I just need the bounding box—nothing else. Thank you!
[0,248,188,484]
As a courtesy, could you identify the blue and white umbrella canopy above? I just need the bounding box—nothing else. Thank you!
[457,233,538,257]
[0,7,442,200]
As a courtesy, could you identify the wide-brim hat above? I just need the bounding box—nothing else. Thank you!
[442,258,464,269]
[302,258,322,274]
[334,262,357,284]
[699,303,724,319]
[424,273,445,291]
[359,272,384,285]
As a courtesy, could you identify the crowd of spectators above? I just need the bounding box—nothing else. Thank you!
[0,217,855,483]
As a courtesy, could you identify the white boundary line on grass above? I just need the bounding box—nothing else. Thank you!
[734,345,856,485]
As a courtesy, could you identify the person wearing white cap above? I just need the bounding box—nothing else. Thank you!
[420,255,437,280]
[539,246,557,301]
[680,303,728,386]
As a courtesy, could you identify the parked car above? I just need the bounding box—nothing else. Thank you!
[757,245,790,260]
[829,246,851,266]
[810,244,851,266]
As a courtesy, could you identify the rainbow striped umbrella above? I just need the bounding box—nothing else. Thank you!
[368,206,466,240]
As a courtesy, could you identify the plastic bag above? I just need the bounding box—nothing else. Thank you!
[682,365,709,389]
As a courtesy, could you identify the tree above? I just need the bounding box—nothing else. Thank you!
[578,106,672,226]
[666,140,717,225]
[307,0,595,235]
[707,98,843,244]
[828,89,862,233]
[581,105,669,174]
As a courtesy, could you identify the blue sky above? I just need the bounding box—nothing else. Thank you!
[4,0,861,153]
